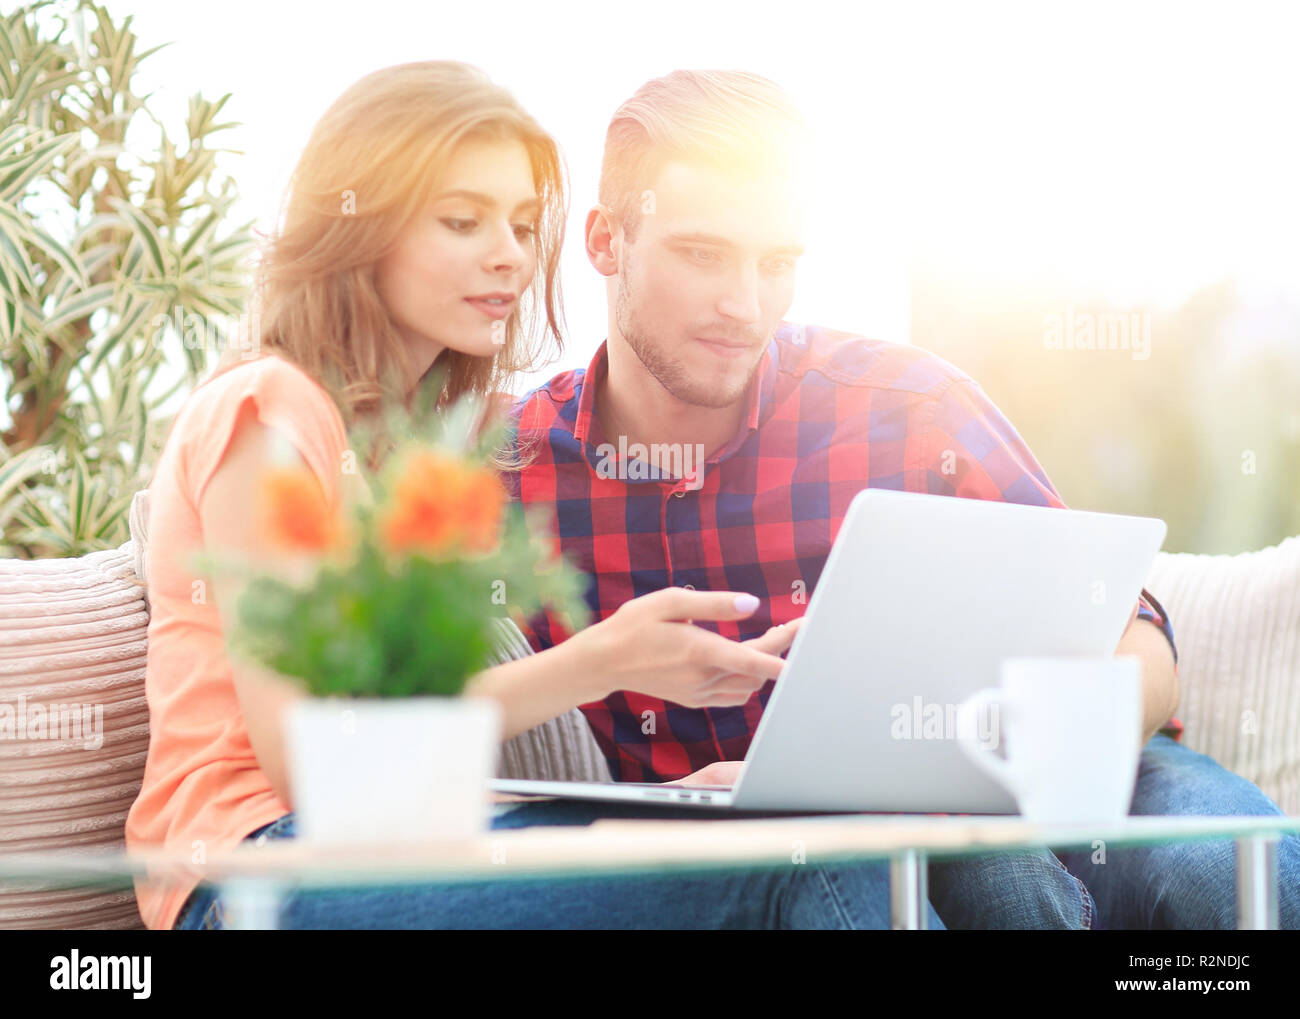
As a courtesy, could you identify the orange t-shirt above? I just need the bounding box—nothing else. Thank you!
[124,354,350,930]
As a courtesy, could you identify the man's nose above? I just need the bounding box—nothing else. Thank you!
[716,263,762,325]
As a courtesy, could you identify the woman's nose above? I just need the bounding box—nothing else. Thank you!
[484,221,527,273]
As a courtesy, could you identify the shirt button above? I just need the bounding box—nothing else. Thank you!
[682,584,696,591]
[673,489,685,498]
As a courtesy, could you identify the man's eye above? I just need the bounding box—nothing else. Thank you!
[688,249,719,263]
[441,218,476,232]
[764,258,796,273]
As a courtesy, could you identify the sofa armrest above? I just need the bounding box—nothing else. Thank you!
[485,618,612,783]
[1144,538,1300,814]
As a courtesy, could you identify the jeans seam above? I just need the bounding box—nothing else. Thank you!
[199,896,225,930]
[812,868,856,930]
[255,814,295,840]
[1077,876,1095,930]
[1048,853,1095,930]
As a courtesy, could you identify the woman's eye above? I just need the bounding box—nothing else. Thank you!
[441,218,476,232]
[512,223,537,240]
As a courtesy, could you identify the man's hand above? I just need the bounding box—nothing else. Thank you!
[664,761,745,788]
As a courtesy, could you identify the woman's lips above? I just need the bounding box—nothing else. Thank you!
[465,296,515,320]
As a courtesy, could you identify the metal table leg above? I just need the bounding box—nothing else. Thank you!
[1235,834,1279,930]
[221,877,282,930]
[890,849,928,930]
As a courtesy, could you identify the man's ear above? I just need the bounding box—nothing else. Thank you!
[585,204,620,277]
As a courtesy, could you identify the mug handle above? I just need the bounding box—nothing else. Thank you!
[955,688,1025,802]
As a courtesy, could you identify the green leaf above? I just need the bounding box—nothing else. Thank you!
[186,92,238,143]
[42,280,113,332]
[0,444,55,515]
[105,197,168,277]
[89,293,157,376]
[25,222,91,290]
[0,132,78,204]
[178,207,221,261]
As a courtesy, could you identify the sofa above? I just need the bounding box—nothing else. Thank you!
[1,491,1296,929]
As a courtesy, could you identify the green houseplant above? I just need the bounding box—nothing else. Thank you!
[1,0,254,557]
[225,400,590,844]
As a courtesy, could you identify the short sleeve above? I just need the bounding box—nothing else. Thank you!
[176,356,350,511]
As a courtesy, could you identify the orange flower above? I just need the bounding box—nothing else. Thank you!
[380,449,504,557]
[458,469,506,553]
[260,467,343,552]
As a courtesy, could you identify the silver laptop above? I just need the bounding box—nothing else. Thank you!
[491,488,1167,813]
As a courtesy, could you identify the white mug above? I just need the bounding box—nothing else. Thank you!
[955,657,1143,825]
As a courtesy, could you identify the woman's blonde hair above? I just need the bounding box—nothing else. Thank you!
[218,61,566,463]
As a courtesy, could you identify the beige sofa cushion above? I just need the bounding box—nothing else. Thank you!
[487,617,612,783]
[0,542,151,929]
[1145,537,1300,814]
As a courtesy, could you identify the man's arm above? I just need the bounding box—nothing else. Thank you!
[1118,613,1180,743]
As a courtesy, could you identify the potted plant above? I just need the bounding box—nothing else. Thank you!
[222,399,588,845]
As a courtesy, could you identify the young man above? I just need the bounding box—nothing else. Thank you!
[505,70,1298,929]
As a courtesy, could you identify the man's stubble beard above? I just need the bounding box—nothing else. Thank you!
[614,265,767,410]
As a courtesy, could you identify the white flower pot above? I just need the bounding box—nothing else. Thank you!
[284,695,502,845]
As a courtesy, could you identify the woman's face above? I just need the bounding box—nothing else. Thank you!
[376,136,541,375]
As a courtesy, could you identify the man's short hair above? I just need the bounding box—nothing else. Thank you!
[598,70,807,243]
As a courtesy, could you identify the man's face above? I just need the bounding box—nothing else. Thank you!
[613,158,805,409]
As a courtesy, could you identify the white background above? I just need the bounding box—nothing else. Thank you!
[106,0,1300,392]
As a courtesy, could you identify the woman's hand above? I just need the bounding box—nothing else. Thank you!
[567,588,802,708]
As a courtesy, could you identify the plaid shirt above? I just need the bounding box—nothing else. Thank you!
[505,321,1181,783]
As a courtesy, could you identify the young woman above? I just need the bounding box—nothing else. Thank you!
[124,61,936,930]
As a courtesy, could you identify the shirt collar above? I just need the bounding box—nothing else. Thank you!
[572,337,778,462]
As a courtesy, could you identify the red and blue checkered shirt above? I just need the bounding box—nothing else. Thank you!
[505,321,1181,782]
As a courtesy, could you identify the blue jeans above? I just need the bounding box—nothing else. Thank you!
[929,846,1098,929]
[1055,734,1300,929]
[173,800,946,930]
[931,735,1300,929]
